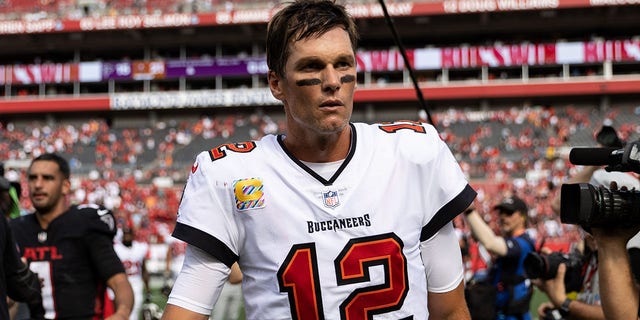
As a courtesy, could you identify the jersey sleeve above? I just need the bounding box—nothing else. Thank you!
[73,204,125,280]
[86,229,126,281]
[166,245,230,314]
[420,222,464,292]
[73,204,118,238]
[172,151,240,268]
[505,235,533,259]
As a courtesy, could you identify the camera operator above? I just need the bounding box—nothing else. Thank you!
[464,195,535,320]
[582,177,640,320]
[531,232,604,319]
[592,222,640,320]
[541,123,640,319]
[551,123,639,214]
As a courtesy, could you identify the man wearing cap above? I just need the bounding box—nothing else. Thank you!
[464,195,535,320]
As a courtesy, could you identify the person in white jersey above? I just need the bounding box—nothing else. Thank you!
[161,0,477,318]
[164,236,186,287]
[113,225,149,320]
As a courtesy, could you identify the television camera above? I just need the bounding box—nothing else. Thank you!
[560,139,640,228]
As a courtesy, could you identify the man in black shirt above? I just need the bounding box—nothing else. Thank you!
[1,176,44,319]
[10,153,133,319]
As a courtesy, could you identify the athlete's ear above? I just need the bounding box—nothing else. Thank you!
[268,70,284,102]
[62,178,71,196]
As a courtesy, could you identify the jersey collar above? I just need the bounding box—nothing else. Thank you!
[277,123,357,186]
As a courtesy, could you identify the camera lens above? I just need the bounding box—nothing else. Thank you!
[524,253,548,279]
[561,183,640,228]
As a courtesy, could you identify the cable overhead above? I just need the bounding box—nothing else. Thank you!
[377,0,436,130]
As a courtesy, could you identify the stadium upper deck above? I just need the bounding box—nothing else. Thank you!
[0,0,638,116]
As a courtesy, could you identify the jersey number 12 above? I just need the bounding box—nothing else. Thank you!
[277,233,409,320]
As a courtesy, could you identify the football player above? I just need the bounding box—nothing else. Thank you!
[113,225,150,320]
[10,153,134,319]
[161,1,476,319]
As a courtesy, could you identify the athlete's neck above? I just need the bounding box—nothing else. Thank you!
[283,125,351,162]
[36,202,69,230]
[510,227,526,238]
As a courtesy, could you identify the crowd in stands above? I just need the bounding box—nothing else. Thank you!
[0,109,284,247]
[0,0,391,21]
[0,0,264,20]
[2,103,640,273]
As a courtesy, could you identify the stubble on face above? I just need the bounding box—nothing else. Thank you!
[28,161,67,216]
[279,28,357,138]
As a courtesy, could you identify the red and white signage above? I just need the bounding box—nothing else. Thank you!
[0,0,637,35]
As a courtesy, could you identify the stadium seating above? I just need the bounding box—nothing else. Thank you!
[1,0,639,275]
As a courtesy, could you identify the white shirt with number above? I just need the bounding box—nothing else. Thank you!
[113,240,149,320]
[172,121,476,319]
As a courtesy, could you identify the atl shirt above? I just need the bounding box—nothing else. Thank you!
[174,121,476,319]
[10,204,125,319]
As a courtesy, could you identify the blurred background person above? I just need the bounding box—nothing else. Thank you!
[163,236,186,296]
[113,224,150,320]
[536,122,640,319]
[464,195,536,320]
[0,163,22,220]
[1,176,45,320]
[530,231,603,319]
[209,263,242,320]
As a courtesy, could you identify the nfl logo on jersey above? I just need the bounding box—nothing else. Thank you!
[322,190,340,208]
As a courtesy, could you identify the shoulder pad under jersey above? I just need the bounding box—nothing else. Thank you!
[374,121,442,163]
[70,204,117,237]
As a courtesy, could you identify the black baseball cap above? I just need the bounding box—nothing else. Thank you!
[494,196,528,215]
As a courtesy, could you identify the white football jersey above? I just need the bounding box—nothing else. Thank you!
[114,241,148,292]
[114,241,148,280]
[113,240,149,320]
[174,121,476,320]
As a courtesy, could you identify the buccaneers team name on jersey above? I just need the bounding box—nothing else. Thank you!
[307,213,371,234]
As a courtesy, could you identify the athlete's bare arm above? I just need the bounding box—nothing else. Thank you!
[428,281,471,320]
[106,272,134,320]
[161,305,210,320]
[228,262,242,285]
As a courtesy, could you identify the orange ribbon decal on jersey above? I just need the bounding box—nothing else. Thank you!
[233,178,266,210]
